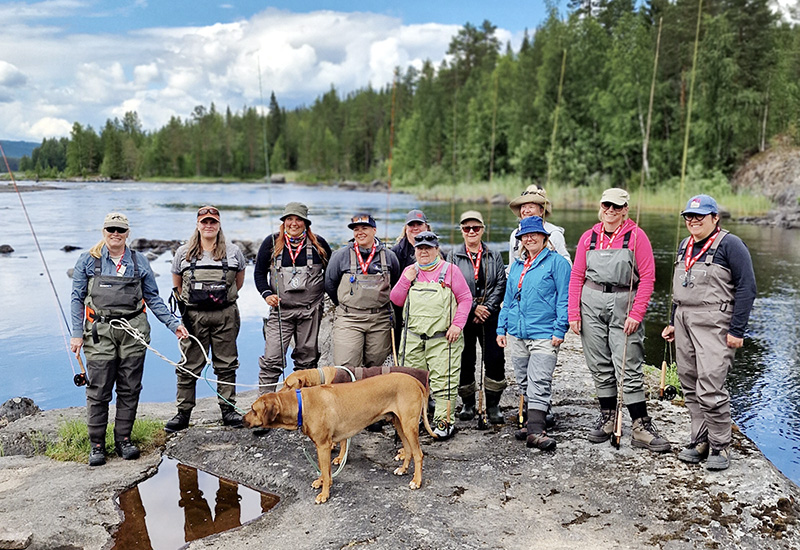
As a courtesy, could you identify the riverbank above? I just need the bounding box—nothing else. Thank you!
[1,331,798,550]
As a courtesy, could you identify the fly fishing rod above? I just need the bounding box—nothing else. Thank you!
[0,144,88,386]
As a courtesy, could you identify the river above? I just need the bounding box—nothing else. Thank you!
[1,181,798,485]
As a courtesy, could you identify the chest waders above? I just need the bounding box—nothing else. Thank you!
[85,255,145,345]
[337,248,391,310]
[272,244,325,308]
[180,257,239,312]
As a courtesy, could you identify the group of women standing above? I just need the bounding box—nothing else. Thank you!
[71,185,754,470]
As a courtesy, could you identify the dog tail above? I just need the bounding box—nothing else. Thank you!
[420,387,437,439]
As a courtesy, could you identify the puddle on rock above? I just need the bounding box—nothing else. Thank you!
[112,456,279,549]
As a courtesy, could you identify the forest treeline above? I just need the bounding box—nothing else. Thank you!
[17,0,800,191]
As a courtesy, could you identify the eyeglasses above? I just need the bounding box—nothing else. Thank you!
[682,213,708,222]
[414,234,438,243]
[519,233,542,240]
[197,207,219,217]
[601,202,626,211]
[461,225,484,234]
[105,227,127,234]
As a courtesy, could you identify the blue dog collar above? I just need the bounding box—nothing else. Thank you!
[296,389,303,428]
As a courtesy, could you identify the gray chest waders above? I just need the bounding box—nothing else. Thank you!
[337,248,391,309]
[180,257,236,313]
[86,254,144,345]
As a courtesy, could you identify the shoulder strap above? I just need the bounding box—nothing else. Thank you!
[349,246,357,274]
[93,256,101,276]
[380,249,389,275]
[438,262,449,284]
[306,240,313,267]
[589,232,598,250]
[622,230,632,249]
[704,229,729,264]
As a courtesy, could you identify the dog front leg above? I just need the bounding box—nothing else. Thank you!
[314,440,333,504]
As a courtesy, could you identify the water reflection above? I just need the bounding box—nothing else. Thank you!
[113,456,279,549]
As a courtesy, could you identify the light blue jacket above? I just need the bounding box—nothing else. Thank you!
[71,246,179,337]
[497,247,571,340]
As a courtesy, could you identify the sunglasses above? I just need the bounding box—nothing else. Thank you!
[197,207,219,217]
[682,213,709,222]
[601,202,626,211]
[461,225,484,234]
[414,234,438,243]
[105,227,128,234]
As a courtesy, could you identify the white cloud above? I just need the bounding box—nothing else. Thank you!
[0,6,477,141]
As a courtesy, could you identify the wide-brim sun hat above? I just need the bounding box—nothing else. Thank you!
[509,185,552,217]
[600,188,629,206]
[681,194,719,216]
[280,202,311,225]
[516,216,550,239]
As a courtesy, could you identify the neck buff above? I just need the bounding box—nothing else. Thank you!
[418,256,441,271]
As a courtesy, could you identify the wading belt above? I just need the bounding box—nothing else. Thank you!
[584,280,636,293]
[89,309,144,344]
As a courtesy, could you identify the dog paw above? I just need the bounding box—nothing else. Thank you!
[393,466,407,476]
[311,477,323,489]
[332,456,343,465]
[315,492,329,504]
[394,449,406,462]
[408,480,421,490]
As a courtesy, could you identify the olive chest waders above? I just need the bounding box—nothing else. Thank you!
[672,230,736,450]
[83,255,148,445]
[333,248,392,367]
[400,263,463,425]
[259,244,325,393]
[177,257,242,414]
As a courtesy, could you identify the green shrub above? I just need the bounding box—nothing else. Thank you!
[46,418,165,463]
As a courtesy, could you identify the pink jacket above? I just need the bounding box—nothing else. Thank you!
[390,261,473,329]
[568,218,655,323]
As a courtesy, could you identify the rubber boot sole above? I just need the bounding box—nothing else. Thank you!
[631,439,672,453]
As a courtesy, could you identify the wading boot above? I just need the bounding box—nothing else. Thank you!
[485,390,504,425]
[678,439,709,464]
[525,410,556,450]
[588,409,614,443]
[458,393,477,421]
[631,416,671,453]
[89,443,106,467]
[706,447,730,471]
[221,406,243,428]
[115,437,140,460]
[165,410,191,433]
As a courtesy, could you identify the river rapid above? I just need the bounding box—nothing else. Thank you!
[1,181,798,484]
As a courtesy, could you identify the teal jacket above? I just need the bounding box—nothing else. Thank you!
[497,247,571,340]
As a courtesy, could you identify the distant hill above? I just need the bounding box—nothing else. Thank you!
[0,140,39,159]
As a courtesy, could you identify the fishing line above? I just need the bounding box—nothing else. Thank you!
[0,143,79,380]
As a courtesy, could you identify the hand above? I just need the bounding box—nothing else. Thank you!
[727,334,744,348]
[497,335,507,348]
[661,325,675,342]
[265,294,280,307]
[623,317,640,335]
[569,320,581,335]
[472,316,485,325]
[445,325,462,343]
[70,337,83,353]
[551,336,563,347]
[175,325,189,339]
[474,305,490,322]
[404,265,418,282]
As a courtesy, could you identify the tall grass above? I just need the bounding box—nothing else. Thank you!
[46,418,165,463]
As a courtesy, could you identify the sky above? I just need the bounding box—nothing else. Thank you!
[0,0,565,142]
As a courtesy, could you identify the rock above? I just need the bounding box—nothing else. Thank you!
[0,397,40,426]
[60,245,80,252]
[490,193,509,205]
[270,174,287,184]
[66,268,74,278]
[0,530,32,549]
[145,252,158,261]
[129,238,181,256]
[370,179,388,191]
[338,180,359,190]
[0,244,13,254]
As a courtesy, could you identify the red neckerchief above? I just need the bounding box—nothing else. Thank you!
[466,244,483,281]
[356,241,377,274]
[285,232,306,265]
[685,228,721,271]
[599,223,624,250]
[517,248,544,290]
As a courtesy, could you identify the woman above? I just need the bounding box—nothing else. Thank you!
[662,195,756,471]
[391,209,432,269]
[254,202,331,392]
[70,212,188,466]
[167,206,247,433]
[390,231,472,440]
[567,188,670,453]
[497,217,570,450]
[447,210,507,424]
[508,184,571,265]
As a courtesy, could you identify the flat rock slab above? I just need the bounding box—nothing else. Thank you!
[1,334,799,549]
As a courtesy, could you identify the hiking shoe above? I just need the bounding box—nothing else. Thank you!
[706,447,730,471]
[514,426,528,441]
[588,409,614,443]
[164,410,191,433]
[89,443,106,467]
[221,408,244,428]
[678,440,709,464]
[631,416,672,453]
[114,437,140,460]
[526,431,557,451]
[433,420,456,441]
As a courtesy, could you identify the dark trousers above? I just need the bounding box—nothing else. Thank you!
[459,312,505,389]
[86,354,146,444]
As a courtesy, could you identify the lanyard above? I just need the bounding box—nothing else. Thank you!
[356,242,377,275]
[517,248,543,290]
[285,233,306,265]
[466,245,482,281]
[685,228,720,271]
[598,224,624,250]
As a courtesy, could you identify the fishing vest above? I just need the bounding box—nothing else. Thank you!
[404,263,456,338]
[337,246,391,311]
[180,257,238,310]
[672,230,734,309]
[85,253,145,341]
[271,242,325,308]
[584,229,639,291]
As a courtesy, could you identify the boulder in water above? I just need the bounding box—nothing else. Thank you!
[0,244,14,254]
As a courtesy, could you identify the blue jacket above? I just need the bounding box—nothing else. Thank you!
[497,247,571,340]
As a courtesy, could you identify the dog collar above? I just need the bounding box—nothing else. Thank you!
[295,389,303,428]
[317,366,326,384]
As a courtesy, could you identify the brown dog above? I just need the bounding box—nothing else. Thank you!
[243,372,436,504]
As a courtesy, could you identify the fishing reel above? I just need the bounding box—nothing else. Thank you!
[73,372,87,387]
[476,413,488,430]
[660,385,678,401]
